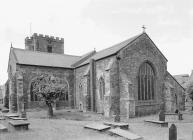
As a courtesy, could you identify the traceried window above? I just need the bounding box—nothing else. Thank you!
[47,45,52,53]
[138,62,155,100]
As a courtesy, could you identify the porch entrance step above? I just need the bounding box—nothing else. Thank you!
[109,128,143,140]
[0,124,8,133]
[144,120,168,127]
[84,123,111,131]
[104,122,129,130]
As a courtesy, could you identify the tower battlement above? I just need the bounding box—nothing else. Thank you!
[25,33,64,43]
[25,33,64,54]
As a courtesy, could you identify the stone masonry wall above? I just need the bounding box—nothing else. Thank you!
[75,56,115,116]
[118,33,167,116]
[165,72,185,112]
[4,80,9,108]
[95,56,115,117]
[75,64,90,111]
[16,64,74,110]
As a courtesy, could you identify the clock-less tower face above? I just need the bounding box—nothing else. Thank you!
[25,33,64,54]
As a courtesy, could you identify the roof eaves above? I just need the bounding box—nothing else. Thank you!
[17,63,74,69]
[116,32,144,55]
[72,50,96,67]
[75,53,117,68]
[145,33,168,62]
[12,48,18,62]
[167,71,185,91]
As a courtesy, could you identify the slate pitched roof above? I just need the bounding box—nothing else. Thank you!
[75,33,142,67]
[167,71,185,90]
[75,32,167,67]
[72,50,96,67]
[11,48,81,68]
[173,74,189,88]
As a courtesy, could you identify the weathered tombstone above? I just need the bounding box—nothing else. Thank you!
[159,110,165,121]
[178,112,183,120]
[169,124,177,140]
[21,111,26,118]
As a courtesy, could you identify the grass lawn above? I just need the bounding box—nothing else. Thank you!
[0,109,123,140]
[1,108,193,140]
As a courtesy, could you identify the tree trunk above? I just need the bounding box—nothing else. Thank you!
[47,103,53,118]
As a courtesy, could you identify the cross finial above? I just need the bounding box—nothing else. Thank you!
[142,25,146,33]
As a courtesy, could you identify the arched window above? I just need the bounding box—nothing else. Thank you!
[30,83,39,101]
[138,62,155,100]
[79,83,83,101]
[99,77,105,100]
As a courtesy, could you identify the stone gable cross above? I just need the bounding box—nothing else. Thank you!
[142,25,146,33]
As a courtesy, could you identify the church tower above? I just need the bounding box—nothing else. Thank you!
[25,33,64,54]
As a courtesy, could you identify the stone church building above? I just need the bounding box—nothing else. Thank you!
[6,31,185,118]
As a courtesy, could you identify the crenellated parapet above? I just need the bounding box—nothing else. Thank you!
[25,33,64,43]
[25,33,64,54]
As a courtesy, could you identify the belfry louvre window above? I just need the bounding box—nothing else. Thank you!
[138,62,155,100]
[47,45,52,53]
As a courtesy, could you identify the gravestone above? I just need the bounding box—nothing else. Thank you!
[159,110,165,121]
[169,124,177,140]
[4,113,19,118]
[21,111,27,118]
[104,122,129,130]
[109,128,143,140]
[0,124,8,133]
[10,117,27,120]
[2,108,9,113]
[144,120,168,127]
[9,120,30,130]
[84,123,110,131]
[178,112,183,120]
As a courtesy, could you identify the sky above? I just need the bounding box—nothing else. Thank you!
[0,0,193,85]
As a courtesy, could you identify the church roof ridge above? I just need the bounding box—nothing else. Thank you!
[11,47,81,68]
[12,47,81,58]
[75,32,144,67]
[76,32,168,67]
[72,50,96,67]
[167,71,185,91]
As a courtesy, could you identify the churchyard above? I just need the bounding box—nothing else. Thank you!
[1,108,193,140]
